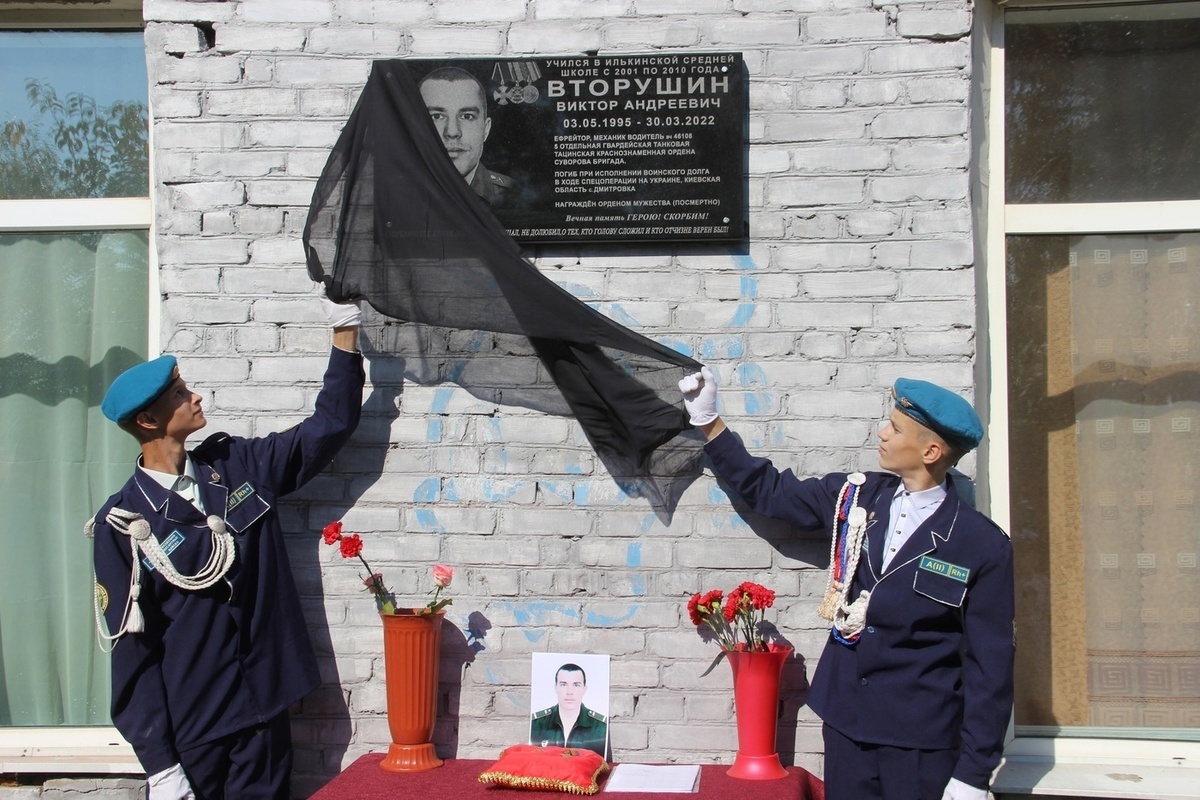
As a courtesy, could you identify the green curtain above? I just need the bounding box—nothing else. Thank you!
[0,230,148,725]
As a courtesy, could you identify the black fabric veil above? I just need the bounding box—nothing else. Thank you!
[303,61,704,517]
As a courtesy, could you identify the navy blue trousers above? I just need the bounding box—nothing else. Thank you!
[177,711,292,800]
[823,723,958,800]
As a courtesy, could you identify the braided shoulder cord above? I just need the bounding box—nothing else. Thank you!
[83,508,236,649]
[818,473,871,645]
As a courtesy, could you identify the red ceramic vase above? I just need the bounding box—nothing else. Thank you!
[379,610,445,772]
[725,645,793,780]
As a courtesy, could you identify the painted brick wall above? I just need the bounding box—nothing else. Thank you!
[140,0,978,795]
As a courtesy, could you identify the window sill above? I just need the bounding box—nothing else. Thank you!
[993,736,1199,799]
[0,728,140,774]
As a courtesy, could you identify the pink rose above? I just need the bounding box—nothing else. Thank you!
[432,564,454,588]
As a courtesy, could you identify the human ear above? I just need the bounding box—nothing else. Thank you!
[134,408,161,432]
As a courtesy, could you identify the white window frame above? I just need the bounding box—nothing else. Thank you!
[0,5,153,773]
[980,1,1200,795]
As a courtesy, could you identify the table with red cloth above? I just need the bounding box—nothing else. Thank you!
[310,754,825,799]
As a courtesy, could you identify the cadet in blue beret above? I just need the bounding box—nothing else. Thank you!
[679,370,1014,800]
[88,287,366,800]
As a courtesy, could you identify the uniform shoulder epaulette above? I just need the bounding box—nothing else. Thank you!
[193,431,233,458]
[491,172,514,188]
[532,707,555,720]
[587,709,607,723]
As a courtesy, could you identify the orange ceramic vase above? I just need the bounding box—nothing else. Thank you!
[379,610,444,772]
[726,645,792,780]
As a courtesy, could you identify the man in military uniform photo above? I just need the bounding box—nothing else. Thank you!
[417,66,514,207]
[88,288,365,800]
[529,663,609,758]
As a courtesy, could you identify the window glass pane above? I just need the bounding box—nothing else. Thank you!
[1006,7,1200,203]
[0,230,148,725]
[1007,232,1200,732]
[0,30,147,200]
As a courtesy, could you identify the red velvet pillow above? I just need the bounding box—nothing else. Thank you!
[478,744,609,795]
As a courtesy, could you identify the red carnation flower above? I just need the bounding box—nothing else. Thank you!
[339,533,363,559]
[322,521,343,545]
[723,587,743,622]
[739,581,775,610]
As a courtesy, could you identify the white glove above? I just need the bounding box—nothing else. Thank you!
[147,763,195,800]
[678,365,719,426]
[941,777,989,800]
[316,283,363,328]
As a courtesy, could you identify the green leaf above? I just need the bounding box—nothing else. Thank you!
[699,650,728,678]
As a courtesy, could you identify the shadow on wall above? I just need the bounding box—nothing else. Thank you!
[287,339,494,797]
[286,342,400,796]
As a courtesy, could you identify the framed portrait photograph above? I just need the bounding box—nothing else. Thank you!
[528,652,611,758]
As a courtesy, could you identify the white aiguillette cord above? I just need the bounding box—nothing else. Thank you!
[818,472,871,644]
[84,507,236,651]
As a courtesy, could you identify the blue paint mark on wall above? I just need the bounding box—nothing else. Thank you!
[500,601,581,627]
[574,483,590,506]
[482,480,529,502]
[728,254,760,327]
[630,575,647,596]
[555,281,598,298]
[585,606,640,626]
[626,542,642,567]
[425,418,442,442]
[736,363,772,415]
[707,484,731,505]
[607,303,642,329]
[539,481,573,504]
[701,337,745,360]
[657,337,694,358]
[414,509,445,532]
[414,477,440,503]
[524,629,547,643]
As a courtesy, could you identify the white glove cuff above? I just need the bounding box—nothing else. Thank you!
[319,295,363,328]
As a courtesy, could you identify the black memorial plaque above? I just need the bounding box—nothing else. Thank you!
[405,53,746,244]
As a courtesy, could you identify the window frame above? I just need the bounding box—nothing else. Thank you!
[0,7,152,772]
[981,0,1200,794]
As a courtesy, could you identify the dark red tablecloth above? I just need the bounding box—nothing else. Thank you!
[310,754,824,799]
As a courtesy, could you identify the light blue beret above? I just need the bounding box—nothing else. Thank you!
[893,378,983,451]
[101,355,178,423]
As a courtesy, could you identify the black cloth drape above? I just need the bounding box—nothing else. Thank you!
[303,61,704,517]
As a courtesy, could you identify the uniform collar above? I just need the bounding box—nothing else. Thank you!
[138,454,200,494]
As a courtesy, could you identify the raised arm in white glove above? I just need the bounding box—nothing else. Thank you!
[316,282,363,328]
[678,365,719,426]
[941,777,989,800]
[147,763,195,800]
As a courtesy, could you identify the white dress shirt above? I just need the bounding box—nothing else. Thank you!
[881,480,947,570]
[139,456,206,515]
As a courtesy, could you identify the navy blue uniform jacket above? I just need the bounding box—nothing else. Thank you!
[91,347,364,774]
[706,429,1014,789]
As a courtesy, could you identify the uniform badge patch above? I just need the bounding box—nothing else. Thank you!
[227,482,255,511]
[919,556,970,583]
[143,529,185,573]
[95,583,109,613]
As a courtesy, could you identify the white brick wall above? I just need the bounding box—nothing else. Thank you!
[139,0,980,794]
